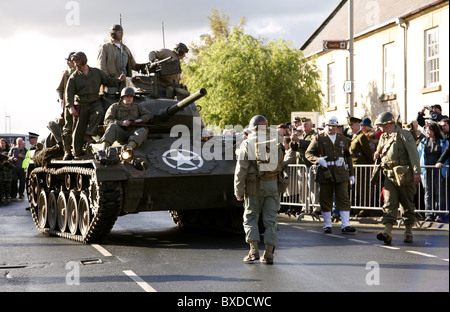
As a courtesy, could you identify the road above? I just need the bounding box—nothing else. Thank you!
[1,198,448,296]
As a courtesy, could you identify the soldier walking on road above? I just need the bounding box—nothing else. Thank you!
[305,116,356,234]
[234,115,285,264]
[374,112,421,245]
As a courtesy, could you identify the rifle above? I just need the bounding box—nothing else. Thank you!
[370,157,381,185]
[141,56,172,74]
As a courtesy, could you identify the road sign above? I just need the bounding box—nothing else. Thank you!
[344,81,352,93]
[323,40,348,50]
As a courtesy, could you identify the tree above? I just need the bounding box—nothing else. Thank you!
[183,12,323,128]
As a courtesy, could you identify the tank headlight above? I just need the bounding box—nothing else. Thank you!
[121,149,133,161]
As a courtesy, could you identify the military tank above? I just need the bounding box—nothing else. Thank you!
[26,87,244,243]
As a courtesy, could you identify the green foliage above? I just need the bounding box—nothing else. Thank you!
[183,12,323,128]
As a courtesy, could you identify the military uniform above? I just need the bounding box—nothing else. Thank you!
[101,90,153,148]
[305,117,355,233]
[65,62,122,157]
[234,115,284,264]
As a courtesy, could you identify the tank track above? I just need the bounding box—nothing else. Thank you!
[27,166,122,243]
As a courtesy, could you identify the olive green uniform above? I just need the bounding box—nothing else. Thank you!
[102,101,153,147]
[305,132,354,213]
[234,131,283,246]
[377,125,420,227]
[65,66,121,156]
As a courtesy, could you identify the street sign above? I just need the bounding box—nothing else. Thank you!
[323,40,348,50]
[344,80,352,93]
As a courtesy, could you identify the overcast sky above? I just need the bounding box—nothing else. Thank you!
[0,0,340,138]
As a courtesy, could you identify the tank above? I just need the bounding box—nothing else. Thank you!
[26,87,244,243]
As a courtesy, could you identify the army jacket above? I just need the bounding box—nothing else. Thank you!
[290,130,317,167]
[305,132,354,184]
[350,130,373,165]
[376,125,421,175]
[98,41,137,78]
[104,102,153,127]
[148,49,181,87]
[65,67,121,107]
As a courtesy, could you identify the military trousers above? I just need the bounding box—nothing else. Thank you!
[72,101,104,156]
[102,123,148,147]
[243,179,279,246]
[319,181,350,212]
[382,177,416,226]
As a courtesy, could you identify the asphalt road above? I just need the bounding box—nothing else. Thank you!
[1,198,448,295]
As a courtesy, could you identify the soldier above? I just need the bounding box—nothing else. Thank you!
[374,112,421,245]
[98,24,145,91]
[100,87,153,151]
[148,42,190,99]
[305,116,356,234]
[234,115,284,264]
[65,52,126,159]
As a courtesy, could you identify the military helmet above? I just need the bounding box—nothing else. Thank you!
[175,42,189,55]
[71,51,88,66]
[120,87,135,98]
[249,115,268,130]
[110,24,123,33]
[375,112,395,125]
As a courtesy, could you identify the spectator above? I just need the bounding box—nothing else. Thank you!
[417,104,449,127]
[8,138,27,199]
[435,144,449,223]
[0,152,15,205]
[0,138,10,154]
[439,118,449,141]
[418,122,449,222]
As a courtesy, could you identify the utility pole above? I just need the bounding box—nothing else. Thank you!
[349,0,354,117]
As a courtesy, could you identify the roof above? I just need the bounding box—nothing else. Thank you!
[301,0,448,57]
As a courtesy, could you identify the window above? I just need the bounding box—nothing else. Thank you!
[327,63,335,106]
[383,43,395,94]
[425,27,439,87]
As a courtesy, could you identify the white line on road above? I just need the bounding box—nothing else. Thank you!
[406,250,437,258]
[123,270,157,292]
[326,234,345,239]
[348,238,370,244]
[377,245,400,250]
[91,244,113,257]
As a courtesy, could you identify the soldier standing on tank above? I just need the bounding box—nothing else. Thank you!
[100,87,153,151]
[65,52,126,159]
[98,24,145,93]
[374,112,421,245]
[305,116,356,234]
[148,42,190,99]
[234,115,285,264]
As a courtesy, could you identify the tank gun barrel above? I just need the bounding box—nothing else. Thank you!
[163,88,207,119]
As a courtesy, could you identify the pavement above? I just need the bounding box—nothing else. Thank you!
[278,211,449,231]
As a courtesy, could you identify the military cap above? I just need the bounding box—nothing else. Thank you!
[28,132,39,138]
[326,116,339,126]
[348,116,362,124]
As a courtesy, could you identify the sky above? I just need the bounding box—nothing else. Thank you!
[0,0,340,138]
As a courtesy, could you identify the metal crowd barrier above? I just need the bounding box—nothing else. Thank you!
[280,164,449,221]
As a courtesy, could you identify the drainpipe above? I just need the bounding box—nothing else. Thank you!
[397,18,408,123]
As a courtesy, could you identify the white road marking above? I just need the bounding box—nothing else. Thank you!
[406,250,437,258]
[326,234,345,239]
[348,238,370,244]
[378,245,400,250]
[91,244,113,257]
[123,270,157,292]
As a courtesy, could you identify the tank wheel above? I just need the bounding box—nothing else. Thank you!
[64,173,73,191]
[78,192,91,237]
[57,191,68,232]
[37,190,48,229]
[67,191,79,235]
[47,191,58,231]
[28,173,41,207]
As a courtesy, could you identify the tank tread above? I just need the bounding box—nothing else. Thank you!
[28,166,122,243]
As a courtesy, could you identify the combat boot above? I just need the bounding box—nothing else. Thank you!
[62,135,73,160]
[377,223,393,245]
[404,225,413,243]
[260,245,275,264]
[243,240,260,263]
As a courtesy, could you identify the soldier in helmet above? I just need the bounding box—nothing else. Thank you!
[148,42,190,99]
[234,115,285,264]
[65,51,126,159]
[98,24,145,91]
[100,87,153,151]
[305,116,356,234]
[374,111,421,245]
